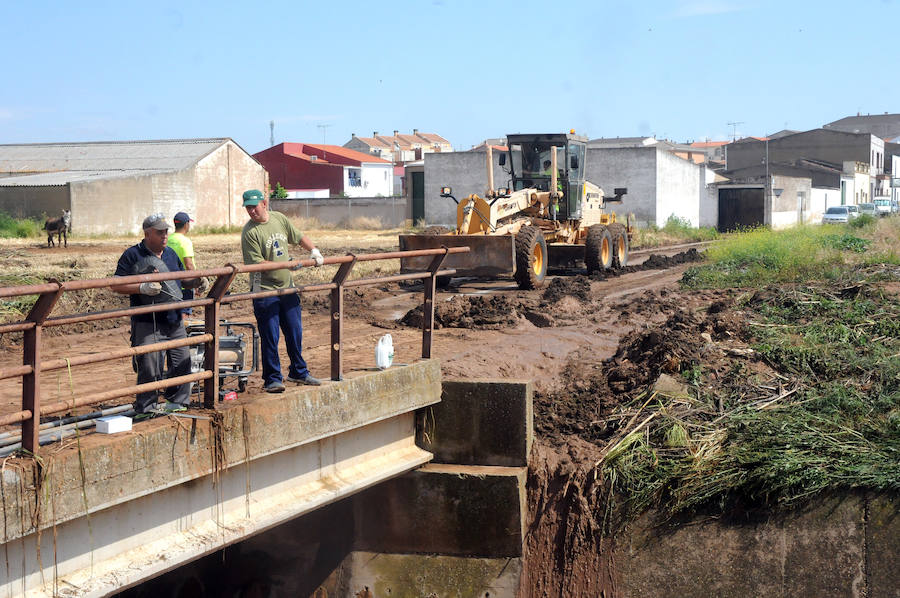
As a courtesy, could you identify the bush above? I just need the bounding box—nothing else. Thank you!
[0,211,44,238]
[850,213,876,228]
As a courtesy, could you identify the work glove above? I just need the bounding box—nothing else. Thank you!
[139,282,162,296]
[197,277,211,294]
[310,248,324,267]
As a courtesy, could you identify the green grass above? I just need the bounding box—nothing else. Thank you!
[681,225,853,288]
[0,212,44,238]
[634,214,719,248]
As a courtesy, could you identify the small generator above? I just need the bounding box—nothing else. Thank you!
[185,320,259,397]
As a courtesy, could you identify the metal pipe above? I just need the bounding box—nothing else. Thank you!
[0,247,471,300]
[0,334,213,381]
[0,409,32,427]
[0,405,134,448]
[40,371,212,418]
[44,298,214,327]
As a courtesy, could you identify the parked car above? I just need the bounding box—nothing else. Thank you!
[858,202,878,218]
[874,199,893,217]
[846,205,860,219]
[822,206,852,224]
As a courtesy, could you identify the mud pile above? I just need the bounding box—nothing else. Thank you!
[400,295,523,329]
[534,288,743,445]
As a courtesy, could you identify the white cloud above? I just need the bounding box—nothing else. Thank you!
[671,1,746,17]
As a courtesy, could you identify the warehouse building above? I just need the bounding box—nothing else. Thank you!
[0,138,266,235]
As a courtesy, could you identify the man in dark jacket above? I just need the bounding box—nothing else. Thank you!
[111,214,200,415]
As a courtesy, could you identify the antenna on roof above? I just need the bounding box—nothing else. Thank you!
[317,123,332,145]
[727,121,744,142]
[270,120,275,147]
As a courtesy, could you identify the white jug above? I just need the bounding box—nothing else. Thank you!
[375,334,394,370]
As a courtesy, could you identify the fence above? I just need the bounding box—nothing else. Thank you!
[0,246,468,456]
[271,196,409,228]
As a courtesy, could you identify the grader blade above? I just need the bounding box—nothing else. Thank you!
[399,234,515,277]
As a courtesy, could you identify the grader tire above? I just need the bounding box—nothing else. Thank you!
[585,225,613,273]
[514,225,548,290]
[607,223,629,269]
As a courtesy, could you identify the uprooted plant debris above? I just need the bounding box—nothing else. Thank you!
[532,277,900,528]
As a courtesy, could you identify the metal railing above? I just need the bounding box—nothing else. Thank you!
[0,247,468,456]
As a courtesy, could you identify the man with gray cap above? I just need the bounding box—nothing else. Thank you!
[240,189,324,392]
[111,213,202,416]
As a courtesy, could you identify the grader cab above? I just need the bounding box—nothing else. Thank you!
[399,132,633,289]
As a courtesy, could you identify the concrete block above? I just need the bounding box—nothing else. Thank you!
[419,379,533,467]
[615,494,871,598]
[353,464,527,558]
[339,551,522,598]
[867,494,900,598]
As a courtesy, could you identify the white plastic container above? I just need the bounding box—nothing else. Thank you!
[375,334,394,370]
[96,415,132,434]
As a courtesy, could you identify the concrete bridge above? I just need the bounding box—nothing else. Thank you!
[0,361,532,597]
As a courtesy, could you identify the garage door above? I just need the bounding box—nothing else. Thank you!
[718,188,764,231]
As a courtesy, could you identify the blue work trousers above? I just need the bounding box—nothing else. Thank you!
[252,293,309,385]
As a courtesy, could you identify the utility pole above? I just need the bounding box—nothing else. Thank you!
[317,124,332,145]
[727,121,744,142]
[269,120,275,147]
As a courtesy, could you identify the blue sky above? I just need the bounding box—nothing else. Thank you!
[1,0,898,154]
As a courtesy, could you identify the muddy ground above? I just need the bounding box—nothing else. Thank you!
[0,238,729,596]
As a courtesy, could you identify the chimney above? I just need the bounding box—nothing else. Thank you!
[373,131,379,137]
[413,128,419,135]
[351,133,356,138]
[393,130,399,136]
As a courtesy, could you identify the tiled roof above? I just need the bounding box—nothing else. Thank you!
[278,143,389,165]
[347,132,450,150]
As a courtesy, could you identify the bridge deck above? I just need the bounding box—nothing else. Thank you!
[0,360,441,597]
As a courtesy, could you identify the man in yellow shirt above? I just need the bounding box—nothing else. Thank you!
[168,211,207,317]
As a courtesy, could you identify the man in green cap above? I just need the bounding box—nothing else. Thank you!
[240,189,325,393]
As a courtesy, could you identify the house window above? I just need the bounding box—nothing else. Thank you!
[348,169,362,187]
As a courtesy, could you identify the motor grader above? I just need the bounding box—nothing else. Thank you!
[399,132,632,289]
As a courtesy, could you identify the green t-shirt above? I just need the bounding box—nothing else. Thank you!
[241,211,304,291]
[167,231,194,268]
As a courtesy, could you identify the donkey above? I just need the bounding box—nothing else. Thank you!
[43,209,72,248]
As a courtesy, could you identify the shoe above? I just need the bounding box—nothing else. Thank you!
[264,380,286,393]
[133,411,157,421]
[163,402,188,413]
[287,374,322,386]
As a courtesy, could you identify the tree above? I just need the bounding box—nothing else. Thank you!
[270,182,289,199]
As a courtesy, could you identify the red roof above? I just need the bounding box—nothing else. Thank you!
[281,143,389,165]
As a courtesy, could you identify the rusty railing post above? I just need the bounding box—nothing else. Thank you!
[421,248,449,359]
[330,255,357,381]
[22,282,63,455]
[203,266,238,409]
